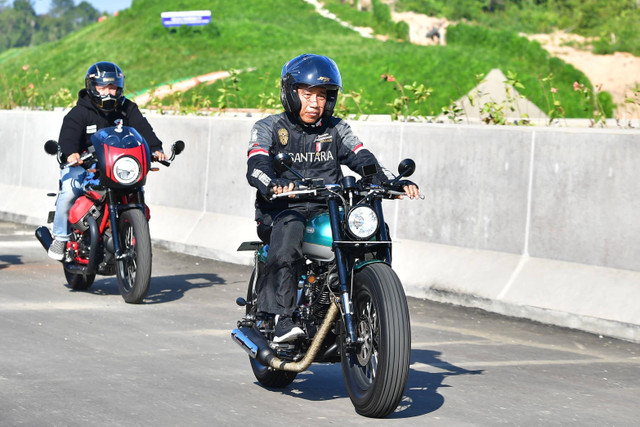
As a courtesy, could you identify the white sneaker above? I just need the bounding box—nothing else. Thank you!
[47,239,66,261]
[273,315,305,343]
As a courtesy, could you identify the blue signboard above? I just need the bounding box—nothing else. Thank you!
[161,10,211,27]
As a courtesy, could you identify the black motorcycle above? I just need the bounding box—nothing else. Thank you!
[232,153,419,418]
[35,124,184,303]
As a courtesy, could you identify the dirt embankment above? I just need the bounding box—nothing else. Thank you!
[527,32,640,119]
[391,11,640,119]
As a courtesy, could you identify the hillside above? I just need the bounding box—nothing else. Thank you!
[0,0,611,120]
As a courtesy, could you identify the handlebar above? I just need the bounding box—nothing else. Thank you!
[269,182,422,201]
[63,146,96,169]
[61,139,185,169]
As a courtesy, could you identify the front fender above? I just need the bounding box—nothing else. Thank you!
[353,258,390,272]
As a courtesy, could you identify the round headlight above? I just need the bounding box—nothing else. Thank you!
[113,156,141,185]
[346,206,379,240]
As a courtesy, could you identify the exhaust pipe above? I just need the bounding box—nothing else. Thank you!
[231,302,339,373]
[35,226,53,251]
[231,326,277,366]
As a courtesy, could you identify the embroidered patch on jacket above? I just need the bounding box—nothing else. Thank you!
[315,133,332,152]
[86,125,97,134]
[278,128,289,146]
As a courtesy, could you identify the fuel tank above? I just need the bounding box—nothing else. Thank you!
[302,212,334,262]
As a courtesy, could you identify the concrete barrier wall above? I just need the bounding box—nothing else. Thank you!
[1,110,639,342]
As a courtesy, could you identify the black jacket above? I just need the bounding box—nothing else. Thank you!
[246,112,394,219]
[58,89,164,164]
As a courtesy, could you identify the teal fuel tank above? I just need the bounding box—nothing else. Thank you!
[303,212,335,262]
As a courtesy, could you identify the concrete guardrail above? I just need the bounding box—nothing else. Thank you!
[1,109,639,342]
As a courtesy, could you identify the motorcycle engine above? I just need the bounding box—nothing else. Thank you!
[69,196,102,232]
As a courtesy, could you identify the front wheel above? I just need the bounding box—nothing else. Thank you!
[116,209,152,304]
[341,263,411,418]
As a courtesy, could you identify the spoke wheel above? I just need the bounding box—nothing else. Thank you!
[246,262,297,388]
[341,263,411,418]
[116,209,151,304]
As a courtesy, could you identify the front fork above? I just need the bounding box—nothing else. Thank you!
[327,197,358,345]
[106,189,146,259]
[328,196,390,347]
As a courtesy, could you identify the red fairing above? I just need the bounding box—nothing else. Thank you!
[104,144,149,184]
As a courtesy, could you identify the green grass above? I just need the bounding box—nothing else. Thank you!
[396,0,640,56]
[0,0,611,119]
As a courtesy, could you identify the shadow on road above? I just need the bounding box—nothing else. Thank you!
[145,273,225,304]
[390,349,484,418]
[67,273,225,304]
[254,348,484,418]
[0,254,23,270]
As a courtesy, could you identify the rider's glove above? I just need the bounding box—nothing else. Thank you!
[266,178,294,198]
[397,179,418,190]
[270,178,293,189]
[384,179,419,192]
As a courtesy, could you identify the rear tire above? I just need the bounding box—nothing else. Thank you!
[116,209,152,304]
[246,263,297,388]
[63,266,95,290]
[341,263,411,418]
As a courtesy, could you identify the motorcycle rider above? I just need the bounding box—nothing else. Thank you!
[48,61,167,260]
[246,53,419,343]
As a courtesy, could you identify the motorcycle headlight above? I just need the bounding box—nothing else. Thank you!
[346,206,379,240]
[113,156,141,185]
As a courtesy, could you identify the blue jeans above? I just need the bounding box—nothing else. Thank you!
[52,166,87,240]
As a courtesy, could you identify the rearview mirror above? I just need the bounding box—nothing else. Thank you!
[273,152,304,180]
[173,140,185,156]
[397,159,415,178]
[273,152,293,174]
[44,140,59,156]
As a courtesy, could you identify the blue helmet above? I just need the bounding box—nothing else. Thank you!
[280,54,342,120]
[85,61,125,112]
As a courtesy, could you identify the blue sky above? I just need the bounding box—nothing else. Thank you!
[31,0,133,15]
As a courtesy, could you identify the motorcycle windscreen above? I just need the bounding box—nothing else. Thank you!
[91,126,151,188]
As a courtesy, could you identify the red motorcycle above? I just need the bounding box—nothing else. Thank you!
[36,124,184,303]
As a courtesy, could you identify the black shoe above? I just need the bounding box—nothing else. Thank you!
[273,315,304,343]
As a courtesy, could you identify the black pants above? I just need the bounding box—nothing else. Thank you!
[256,205,324,316]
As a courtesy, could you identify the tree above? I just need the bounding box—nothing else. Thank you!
[0,0,99,53]
[49,0,74,18]
[68,1,99,28]
[13,0,35,14]
[1,0,37,48]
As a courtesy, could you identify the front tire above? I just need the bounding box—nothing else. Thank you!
[246,263,297,388]
[341,263,411,418]
[116,209,152,304]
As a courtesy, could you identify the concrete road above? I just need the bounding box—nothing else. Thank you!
[1,220,639,426]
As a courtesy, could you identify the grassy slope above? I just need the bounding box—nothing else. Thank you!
[0,0,598,118]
